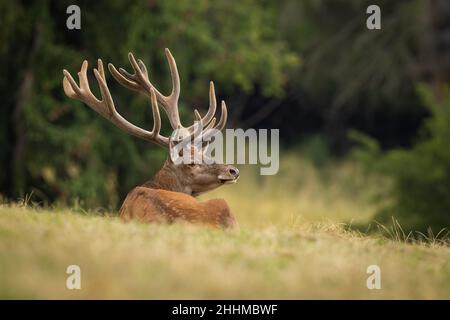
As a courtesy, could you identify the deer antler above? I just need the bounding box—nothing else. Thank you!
[63,59,168,147]
[63,49,227,149]
[108,49,228,135]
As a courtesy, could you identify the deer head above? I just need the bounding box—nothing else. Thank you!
[62,49,239,197]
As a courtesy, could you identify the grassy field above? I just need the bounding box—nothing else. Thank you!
[0,155,449,299]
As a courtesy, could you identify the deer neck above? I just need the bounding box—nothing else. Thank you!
[143,160,192,195]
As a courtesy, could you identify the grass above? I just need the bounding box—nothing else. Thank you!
[203,153,381,228]
[0,154,449,299]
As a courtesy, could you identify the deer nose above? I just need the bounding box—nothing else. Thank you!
[229,167,239,178]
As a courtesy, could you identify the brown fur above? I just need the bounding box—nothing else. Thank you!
[120,187,236,228]
[119,158,239,229]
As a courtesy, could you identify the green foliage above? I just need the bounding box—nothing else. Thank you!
[297,135,331,169]
[0,0,296,208]
[351,86,450,231]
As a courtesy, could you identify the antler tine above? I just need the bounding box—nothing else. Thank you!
[107,54,153,94]
[164,48,180,103]
[63,59,169,148]
[206,81,218,124]
[205,117,216,130]
[108,49,182,129]
[158,48,182,128]
[63,60,107,118]
[108,63,140,92]
[199,100,228,143]
[149,87,162,137]
[215,101,228,131]
[187,81,217,133]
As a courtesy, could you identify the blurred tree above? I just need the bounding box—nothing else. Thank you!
[275,0,429,152]
[351,86,450,232]
[421,0,450,97]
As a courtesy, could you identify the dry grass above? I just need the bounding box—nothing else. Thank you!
[202,154,380,228]
[0,206,449,299]
[0,155,449,299]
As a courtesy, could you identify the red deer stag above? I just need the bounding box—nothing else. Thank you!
[62,49,239,228]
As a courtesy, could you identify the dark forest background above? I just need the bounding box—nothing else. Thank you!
[1,0,450,231]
